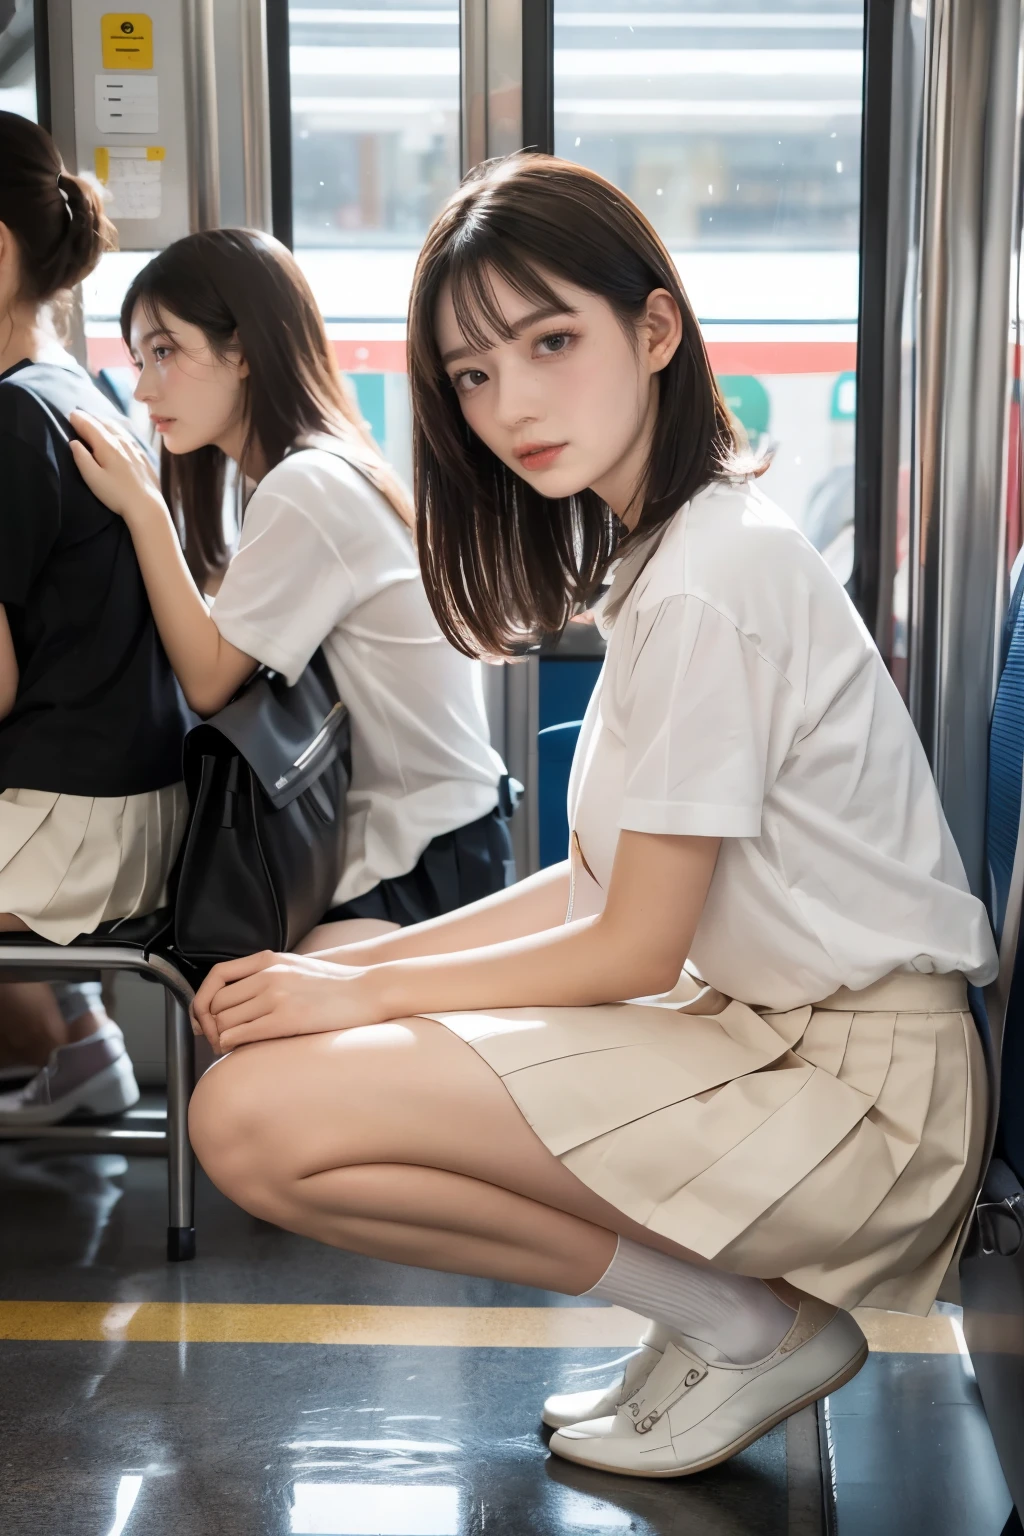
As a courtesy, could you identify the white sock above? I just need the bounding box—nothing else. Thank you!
[51,982,105,1027]
[581,1236,797,1365]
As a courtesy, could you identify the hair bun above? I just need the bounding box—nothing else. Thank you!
[0,111,117,307]
[50,170,117,292]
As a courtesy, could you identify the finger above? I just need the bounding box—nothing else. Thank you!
[208,996,276,1035]
[69,409,118,453]
[217,1017,294,1052]
[69,438,106,491]
[193,951,278,1018]
[191,1003,222,1054]
[209,972,270,1015]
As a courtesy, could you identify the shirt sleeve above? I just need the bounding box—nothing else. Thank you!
[0,432,61,607]
[212,495,358,686]
[620,596,796,839]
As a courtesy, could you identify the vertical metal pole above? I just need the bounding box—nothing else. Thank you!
[183,0,222,231]
[33,0,52,130]
[265,0,293,248]
[165,990,196,1261]
[487,0,523,157]
[459,0,541,873]
[851,0,929,688]
[43,0,75,185]
[239,0,273,232]
[907,0,1024,894]
[520,0,553,154]
[460,0,488,175]
[504,656,540,878]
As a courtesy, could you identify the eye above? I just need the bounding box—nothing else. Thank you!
[152,343,173,362]
[452,368,488,395]
[535,330,577,357]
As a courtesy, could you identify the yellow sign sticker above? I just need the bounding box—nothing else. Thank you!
[95,145,165,182]
[101,14,153,70]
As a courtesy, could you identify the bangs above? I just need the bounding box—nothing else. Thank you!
[446,235,576,355]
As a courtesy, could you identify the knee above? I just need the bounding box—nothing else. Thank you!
[188,1049,288,1215]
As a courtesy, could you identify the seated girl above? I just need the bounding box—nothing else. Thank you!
[0,113,190,1126]
[70,228,512,942]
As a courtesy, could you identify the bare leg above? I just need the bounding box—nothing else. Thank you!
[190,1017,708,1296]
[0,982,66,1069]
[0,912,116,1067]
[295,918,399,955]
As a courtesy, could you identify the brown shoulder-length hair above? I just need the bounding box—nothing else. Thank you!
[121,228,413,588]
[408,153,748,657]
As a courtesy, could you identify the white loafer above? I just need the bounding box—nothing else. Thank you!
[542,1322,675,1430]
[548,1284,868,1479]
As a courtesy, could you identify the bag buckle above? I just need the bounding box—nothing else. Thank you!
[497,774,523,819]
[977,1192,1024,1257]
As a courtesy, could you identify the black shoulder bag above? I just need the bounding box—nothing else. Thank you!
[173,652,350,966]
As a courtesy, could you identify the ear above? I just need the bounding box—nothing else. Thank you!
[643,289,683,376]
[0,221,16,286]
[228,331,250,381]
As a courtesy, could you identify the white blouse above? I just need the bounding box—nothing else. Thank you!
[566,478,997,1010]
[212,442,505,905]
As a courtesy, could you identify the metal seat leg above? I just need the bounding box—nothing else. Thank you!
[164,989,196,1261]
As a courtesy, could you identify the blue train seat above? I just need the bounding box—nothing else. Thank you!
[538,653,603,867]
[960,560,1024,1520]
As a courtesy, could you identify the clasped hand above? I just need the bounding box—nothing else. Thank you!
[191,951,381,1054]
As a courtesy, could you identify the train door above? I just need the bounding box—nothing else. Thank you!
[275,0,867,878]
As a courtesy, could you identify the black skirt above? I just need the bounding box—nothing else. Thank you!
[321,801,516,928]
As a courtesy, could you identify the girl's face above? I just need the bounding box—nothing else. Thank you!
[435,268,681,522]
[129,303,249,460]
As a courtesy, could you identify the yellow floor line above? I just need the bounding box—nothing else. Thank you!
[0,1301,958,1352]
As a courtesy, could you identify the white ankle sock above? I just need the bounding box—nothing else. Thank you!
[581,1236,797,1365]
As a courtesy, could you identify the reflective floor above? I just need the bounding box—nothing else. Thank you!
[0,1124,1014,1536]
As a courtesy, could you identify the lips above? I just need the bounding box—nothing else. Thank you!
[150,417,174,433]
[515,442,566,471]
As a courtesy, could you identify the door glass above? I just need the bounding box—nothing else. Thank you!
[289,0,463,488]
[0,0,38,118]
[553,0,864,581]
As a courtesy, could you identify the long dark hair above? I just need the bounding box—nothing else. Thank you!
[0,111,115,318]
[121,228,413,587]
[407,153,746,658]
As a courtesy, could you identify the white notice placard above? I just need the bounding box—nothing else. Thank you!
[95,73,158,134]
[98,146,163,220]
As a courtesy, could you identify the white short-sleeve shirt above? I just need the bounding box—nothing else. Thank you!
[566,478,998,1010]
[212,441,504,904]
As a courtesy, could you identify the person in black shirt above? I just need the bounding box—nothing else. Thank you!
[0,113,190,1125]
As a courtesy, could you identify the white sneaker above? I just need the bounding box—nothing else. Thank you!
[542,1322,674,1430]
[0,1024,140,1127]
[548,1283,868,1479]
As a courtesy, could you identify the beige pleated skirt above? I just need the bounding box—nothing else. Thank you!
[426,969,988,1315]
[0,784,189,944]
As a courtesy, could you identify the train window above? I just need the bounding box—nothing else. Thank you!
[0,0,37,119]
[552,0,865,579]
[289,1,460,247]
[288,0,463,488]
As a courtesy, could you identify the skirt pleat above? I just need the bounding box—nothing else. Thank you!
[0,784,188,944]
[426,970,988,1314]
